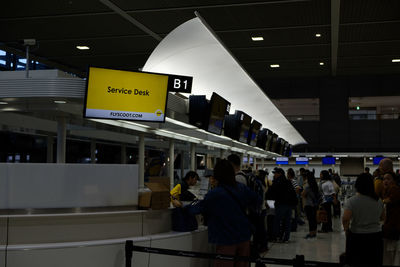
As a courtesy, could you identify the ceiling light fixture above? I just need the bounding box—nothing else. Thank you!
[315,33,321,37]
[54,100,67,104]
[356,106,360,110]
[270,64,280,68]
[319,62,324,66]
[0,101,8,104]
[392,59,400,63]
[251,36,264,41]
[76,46,90,50]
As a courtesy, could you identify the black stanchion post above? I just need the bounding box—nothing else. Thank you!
[293,255,305,267]
[125,240,133,267]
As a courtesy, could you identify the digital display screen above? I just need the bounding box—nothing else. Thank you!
[373,157,384,165]
[296,157,309,165]
[238,112,252,143]
[248,120,261,146]
[84,67,169,122]
[207,93,230,135]
[322,157,336,165]
[276,157,289,165]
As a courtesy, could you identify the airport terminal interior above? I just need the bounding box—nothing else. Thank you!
[1,0,400,266]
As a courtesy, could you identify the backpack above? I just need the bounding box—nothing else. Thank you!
[238,171,265,214]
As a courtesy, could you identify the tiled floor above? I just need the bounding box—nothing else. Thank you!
[258,217,345,266]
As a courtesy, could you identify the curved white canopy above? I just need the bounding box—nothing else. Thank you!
[143,16,306,145]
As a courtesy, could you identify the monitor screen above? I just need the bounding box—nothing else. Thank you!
[248,120,261,146]
[270,134,278,152]
[373,157,384,165]
[296,157,309,165]
[322,157,336,165]
[276,157,289,165]
[238,111,252,144]
[207,93,230,135]
[256,128,268,150]
[265,130,274,151]
[84,67,169,122]
[189,95,209,129]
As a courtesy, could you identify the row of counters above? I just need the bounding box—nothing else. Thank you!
[0,208,213,267]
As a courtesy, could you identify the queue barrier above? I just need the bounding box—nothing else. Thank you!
[125,240,341,267]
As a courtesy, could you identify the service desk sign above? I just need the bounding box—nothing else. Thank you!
[84,67,192,122]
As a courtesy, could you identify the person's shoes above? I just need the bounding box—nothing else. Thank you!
[304,234,316,239]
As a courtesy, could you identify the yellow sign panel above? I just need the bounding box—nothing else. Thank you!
[84,67,169,122]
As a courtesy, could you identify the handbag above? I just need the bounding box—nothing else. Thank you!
[316,207,328,223]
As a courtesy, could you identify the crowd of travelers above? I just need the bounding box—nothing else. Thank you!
[170,155,400,267]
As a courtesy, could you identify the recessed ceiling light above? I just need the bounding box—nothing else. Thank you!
[54,100,67,104]
[270,64,280,68]
[356,106,360,110]
[315,33,321,37]
[0,101,8,104]
[251,36,264,41]
[76,46,90,50]
[392,59,400,63]
[319,62,325,66]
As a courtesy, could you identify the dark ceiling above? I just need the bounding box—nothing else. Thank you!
[1,0,400,81]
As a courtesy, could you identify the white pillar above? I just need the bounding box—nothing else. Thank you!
[139,134,145,188]
[180,150,184,180]
[262,158,265,170]
[46,135,53,163]
[190,143,196,171]
[240,154,244,169]
[90,140,96,164]
[56,117,66,163]
[169,139,175,190]
[121,144,126,164]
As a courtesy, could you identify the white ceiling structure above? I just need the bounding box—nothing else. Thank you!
[143,15,306,146]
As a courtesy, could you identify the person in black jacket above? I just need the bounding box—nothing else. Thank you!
[266,168,298,243]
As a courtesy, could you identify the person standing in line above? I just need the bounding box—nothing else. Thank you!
[302,171,320,239]
[266,168,297,243]
[376,158,394,199]
[342,173,384,267]
[228,154,248,185]
[319,170,336,233]
[188,159,261,267]
[382,171,400,266]
[287,168,304,231]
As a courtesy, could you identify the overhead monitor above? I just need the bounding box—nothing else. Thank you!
[189,95,209,129]
[276,157,289,165]
[84,67,169,122]
[265,130,274,151]
[296,157,309,165]
[248,120,262,146]
[207,93,231,135]
[238,111,252,144]
[270,134,279,152]
[256,128,268,150]
[224,110,251,142]
[322,157,336,165]
[373,156,385,165]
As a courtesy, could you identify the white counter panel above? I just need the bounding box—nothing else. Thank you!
[0,163,138,209]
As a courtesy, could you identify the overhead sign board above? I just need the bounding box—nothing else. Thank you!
[84,67,175,122]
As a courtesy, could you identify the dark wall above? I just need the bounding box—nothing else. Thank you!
[263,75,400,152]
[292,120,400,152]
[259,75,400,99]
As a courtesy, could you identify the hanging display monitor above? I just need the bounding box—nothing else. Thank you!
[207,93,231,135]
[296,157,309,165]
[238,111,252,144]
[248,120,261,146]
[276,157,289,165]
[373,156,385,165]
[322,157,336,165]
[84,67,171,122]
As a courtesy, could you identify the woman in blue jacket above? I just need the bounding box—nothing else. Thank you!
[188,159,261,267]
